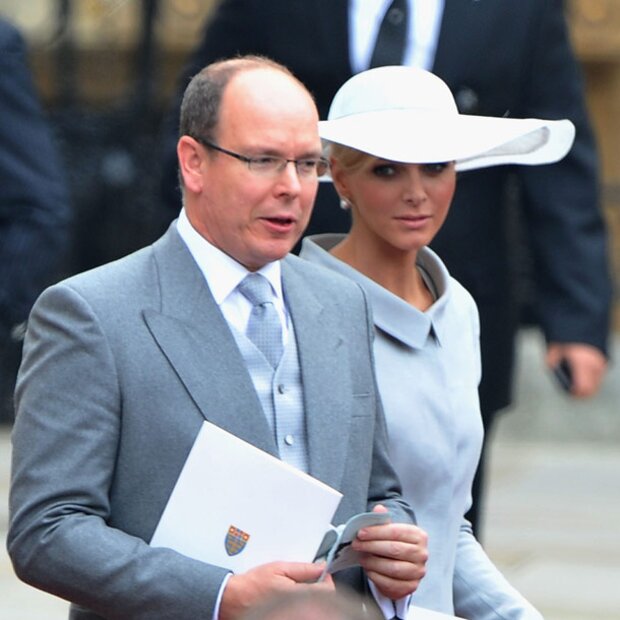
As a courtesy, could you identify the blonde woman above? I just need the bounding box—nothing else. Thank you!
[301,65,574,620]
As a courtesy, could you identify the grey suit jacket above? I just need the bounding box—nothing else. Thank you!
[8,224,413,619]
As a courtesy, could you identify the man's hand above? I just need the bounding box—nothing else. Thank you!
[546,342,607,398]
[351,505,428,600]
[219,561,334,620]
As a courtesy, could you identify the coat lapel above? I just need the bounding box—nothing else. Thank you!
[141,235,353,487]
[323,0,353,77]
[142,226,277,456]
[281,259,350,490]
[433,0,478,79]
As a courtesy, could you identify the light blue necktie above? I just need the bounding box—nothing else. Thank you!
[238,273,283,368]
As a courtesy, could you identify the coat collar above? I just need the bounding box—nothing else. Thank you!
[300,234,453,349]
[142,228,351,489]
[143,225,276,455]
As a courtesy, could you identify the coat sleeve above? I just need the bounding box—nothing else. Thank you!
[7,283,229,619]
[453,519,543,620]
[516,0,612,355]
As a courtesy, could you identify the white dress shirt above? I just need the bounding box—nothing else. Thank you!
[349,0,445,73]
[176,208,289,346]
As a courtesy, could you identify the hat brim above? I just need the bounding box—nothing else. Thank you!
[318,110,575,172]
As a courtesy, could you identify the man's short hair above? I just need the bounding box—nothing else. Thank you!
[179,54,308,143]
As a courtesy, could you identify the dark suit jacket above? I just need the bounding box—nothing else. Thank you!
[8,224,413,618]
[0,19,70,337]
[163,0,611,417]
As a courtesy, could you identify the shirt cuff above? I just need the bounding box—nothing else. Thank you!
[368,579,411,619]
[213,572,232,620]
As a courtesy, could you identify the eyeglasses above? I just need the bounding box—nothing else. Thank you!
[194,137,329,178]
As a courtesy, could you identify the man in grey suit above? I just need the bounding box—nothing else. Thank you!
[8,56,427,620]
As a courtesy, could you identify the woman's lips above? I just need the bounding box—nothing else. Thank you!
[395,214,431,229]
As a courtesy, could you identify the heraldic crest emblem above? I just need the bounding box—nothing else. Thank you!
[225,525,250,556]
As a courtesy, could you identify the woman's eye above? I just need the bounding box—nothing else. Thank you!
[372,164,398,177]
[423,162,451,174]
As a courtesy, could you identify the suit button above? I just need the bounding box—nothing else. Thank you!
[284,434,295,446]
[277,384,286,394]
[387,7,406,25]
[454,87,480,114]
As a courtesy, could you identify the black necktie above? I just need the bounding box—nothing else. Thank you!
[369,0,409,68]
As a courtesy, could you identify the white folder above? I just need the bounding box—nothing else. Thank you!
[150,421,343,573]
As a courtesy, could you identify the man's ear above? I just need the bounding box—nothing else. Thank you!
[177,136,206,194]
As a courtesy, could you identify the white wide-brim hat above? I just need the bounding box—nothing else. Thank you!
[319,66,575,172]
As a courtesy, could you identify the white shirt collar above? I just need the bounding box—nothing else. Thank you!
[176,208,284,306]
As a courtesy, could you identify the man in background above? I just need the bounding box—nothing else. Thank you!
[0,17,70,424]
[162,0,611,535]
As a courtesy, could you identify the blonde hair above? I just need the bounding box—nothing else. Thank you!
[328,142,371,173]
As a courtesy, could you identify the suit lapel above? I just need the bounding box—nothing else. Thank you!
[433,0,477,79]
[141,236,353,486]
[143,226,277,456]
[326,0,354,76]
[282,259,350,489]
[302,0,351,77]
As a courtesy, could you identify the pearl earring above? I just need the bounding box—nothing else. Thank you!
[340,197,352,210]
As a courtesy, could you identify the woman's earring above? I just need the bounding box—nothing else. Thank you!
[340,197,352,210]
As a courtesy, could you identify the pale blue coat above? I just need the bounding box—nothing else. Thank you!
[301,234,543,620]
